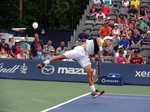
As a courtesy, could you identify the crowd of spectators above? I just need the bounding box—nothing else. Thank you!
[78,0,150,64]
[0,33,68,61]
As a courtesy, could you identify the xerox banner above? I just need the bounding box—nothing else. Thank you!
[99,63,150,85]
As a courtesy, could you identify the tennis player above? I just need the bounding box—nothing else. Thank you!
[37,36,112,98]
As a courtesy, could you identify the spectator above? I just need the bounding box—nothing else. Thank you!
[99,21,112,38]
[96,8,106,21]
[130,29,142,45]
[101,2,111,16]
[142,31,150,45]
[0,48,8,58]
[114,50,127,64]
[117,13,126,24]
[127,18,135,30]
[137,6,148,19]
[122,0,130,8]
[102,36,115,56]
[136,17,149,34]
[56,41,68,55]
[118,34,130,50]
[127,4,138,18]
[30,33,44,59]
[130,0,140,8]
[129,49,144,64]
[115,45,127,58]
[112,23,121,39]
[11,39,21,58]
[86,3,98,19]
[20,37,30,59]
[35,45,44,60]
[17,49,27,59]
[77,29,89,42]
[43,40,55,57]
[8,35,15,49]
[0,36,10,54]
[45,48,55,60]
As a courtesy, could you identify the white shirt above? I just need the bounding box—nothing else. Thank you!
[86,39,94,55]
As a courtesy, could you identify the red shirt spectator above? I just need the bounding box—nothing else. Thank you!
[99,21,112,37]
[129,50,144,64]
[101,2,110,16]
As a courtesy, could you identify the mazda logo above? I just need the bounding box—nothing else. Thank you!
[41,65,55,75]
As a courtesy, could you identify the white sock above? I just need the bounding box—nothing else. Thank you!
[90,85,96,92]
[43,60,50,65]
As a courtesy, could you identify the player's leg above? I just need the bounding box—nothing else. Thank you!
[37,54,67,69]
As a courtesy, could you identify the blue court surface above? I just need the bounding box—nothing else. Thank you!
[41,93,150,112]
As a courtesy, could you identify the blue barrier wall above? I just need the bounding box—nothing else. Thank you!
[0,59,150,85]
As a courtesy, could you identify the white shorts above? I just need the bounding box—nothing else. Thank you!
[63,46,91,68]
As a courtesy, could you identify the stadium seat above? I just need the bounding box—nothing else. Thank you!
[141,45,150,50]
[140,50,150,57]
[103,56,114,63]
[129,44,141,50]
[85,20,95,26]
[93,25,102,31]
[90,30,99,37]
[83,24,93,32]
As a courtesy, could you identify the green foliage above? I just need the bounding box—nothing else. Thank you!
[0,0,89,30]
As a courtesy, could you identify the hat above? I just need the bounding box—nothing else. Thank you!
[50,49,55,52]
[134,49,140,53]
[131,4,135,7]
[122,34,126,37]
[103,36,113,41]
[1,36,6,40]
[106,17,111,20]
[118,45,123,49]
[92,4,96,7]
[114,23,119,26]
[9,35,13,38]
[21,37,25,41]
[138,17,143,20]
[147,31,150,34]
[15,39,20,43]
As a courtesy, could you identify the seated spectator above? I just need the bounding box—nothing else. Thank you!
[8,35,15,49]
[99,21,112,38]
[35,45,44,60]
[101,2,111,16]
[0,36,10,54]
[127,4,138,18]
[11,39,21,58]
[0,48,8,58]
[56,41,68,55]
[136,17,149,34]
[130,0,140,8]
[102,36,115,56]
[45,48,55,60]
[137,6,148,19]
[127,18,135,30]
[122,0,130,8]
[30,33,44,59]
[118,34,130,50]
[117,18,124,31]
[43,40,55,57]
[112,23,121,39]
[115,45,127,58]
[77,29,89,42]
[117,13,126,25]
[20,37,30,59]
[147,18,150,27]
[86,3,98,19]
[130,29,142,45]
[17,49,27,59]
[128,49,144,64]
[142,31,150,45]
[114,50,127,64]
[96,8,106,21]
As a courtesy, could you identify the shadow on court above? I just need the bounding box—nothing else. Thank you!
[42,93,150,112]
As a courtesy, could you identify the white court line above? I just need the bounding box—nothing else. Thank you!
[41,92,90,112]
[41,93,150,112]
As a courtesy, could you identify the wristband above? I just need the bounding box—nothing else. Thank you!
[99,46,103,51]
[43,60,50,65]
